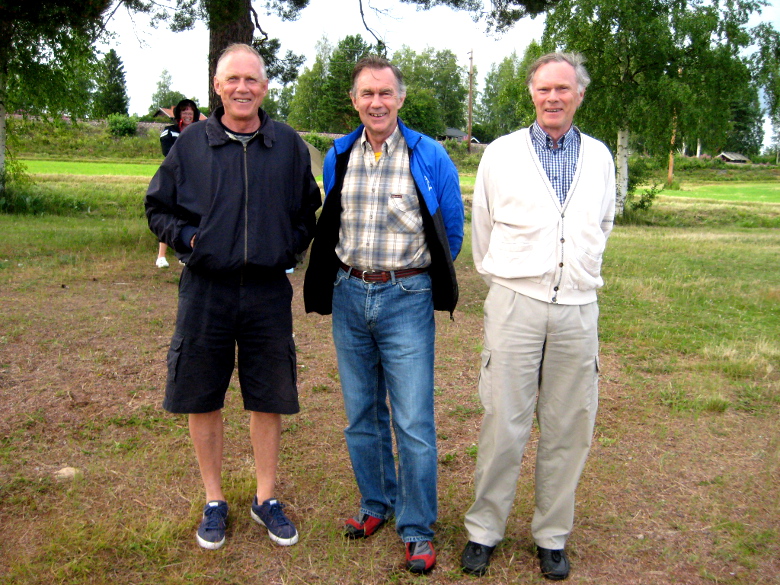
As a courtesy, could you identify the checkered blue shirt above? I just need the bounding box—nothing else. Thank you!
[530,121,581,205]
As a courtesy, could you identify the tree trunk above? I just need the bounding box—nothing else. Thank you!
[0,67,6,192]
[697,138,702,158]
[667,110,677,187]
[615,127,629,216]
[207,0,254,113]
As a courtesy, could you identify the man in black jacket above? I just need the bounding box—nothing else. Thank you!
[145,43,321,551]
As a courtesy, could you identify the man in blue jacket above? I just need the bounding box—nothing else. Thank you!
[303,55,464,573]
[146,44,321,551]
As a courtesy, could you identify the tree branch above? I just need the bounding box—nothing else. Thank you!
[358,0,382,46]
[249,4,269,41]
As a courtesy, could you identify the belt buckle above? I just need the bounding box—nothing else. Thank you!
[361,270,372,283]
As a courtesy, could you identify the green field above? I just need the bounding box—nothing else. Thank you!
[22,159,161,177]
[674,181,780,203]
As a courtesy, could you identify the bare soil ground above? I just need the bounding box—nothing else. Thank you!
[1,251,778,584]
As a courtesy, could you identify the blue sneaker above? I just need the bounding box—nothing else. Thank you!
[250,496,299,546]
[196,500,228,550]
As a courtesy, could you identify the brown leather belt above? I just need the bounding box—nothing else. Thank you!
[340,262,427,283]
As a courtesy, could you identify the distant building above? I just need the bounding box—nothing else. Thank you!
[440,127,480,143]
[718,152,751,163]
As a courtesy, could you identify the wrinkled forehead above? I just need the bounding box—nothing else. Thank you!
[354,67,400,92]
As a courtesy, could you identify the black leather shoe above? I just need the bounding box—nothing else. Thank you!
[461,540,496,576]
[537,547,570,580]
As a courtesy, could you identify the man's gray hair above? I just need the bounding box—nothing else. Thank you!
[215,43,267,81]
[526,52,590,93]
[350,55,407,98]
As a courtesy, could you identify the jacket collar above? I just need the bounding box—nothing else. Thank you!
[205,107,275,148]
[334,117,422,156]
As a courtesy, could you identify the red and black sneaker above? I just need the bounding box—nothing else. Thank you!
[405,540,436,573]
[344,513,387,539]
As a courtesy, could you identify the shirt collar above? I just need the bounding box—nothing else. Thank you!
[360,124,402,156]
[531,121,579,151]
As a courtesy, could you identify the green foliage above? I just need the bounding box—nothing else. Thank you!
[302,133,334,155]
[148,69,187,114]
[288,35,376,133]
[393,46,468,129]
[541,0,777,157]
[1,1,109,120]
[286,39,330,131]
[723,84,765,157]
[476,42,540,143]
[263,86,294,122]
[320,35,376,133]
[106,114,139,137]
[9,118,160,160]
[92,49,129,118]
[624,156,661,212]
[400,87,446,138]
[443,140,484,173]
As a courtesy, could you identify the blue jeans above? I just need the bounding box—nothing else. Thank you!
[332,267,437,543]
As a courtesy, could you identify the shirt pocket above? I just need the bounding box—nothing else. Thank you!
[386,192,423,234]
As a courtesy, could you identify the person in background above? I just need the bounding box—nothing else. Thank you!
[460,52,615,581]
[303,55,463,574]
[145,43,321,551]
[155,98,202,268]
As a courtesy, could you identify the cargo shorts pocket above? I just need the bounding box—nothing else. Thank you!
[477,348,493,415]
[167,333,184,385]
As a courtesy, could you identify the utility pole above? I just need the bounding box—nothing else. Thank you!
[467,49,474,153]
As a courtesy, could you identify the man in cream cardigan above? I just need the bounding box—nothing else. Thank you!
[460,52,615,581]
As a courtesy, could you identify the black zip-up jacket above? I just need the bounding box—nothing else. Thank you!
[145,108,322,274]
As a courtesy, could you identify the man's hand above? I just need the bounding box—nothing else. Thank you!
[190,234,196,249]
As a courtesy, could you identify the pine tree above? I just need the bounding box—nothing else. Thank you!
[92,49,129,118]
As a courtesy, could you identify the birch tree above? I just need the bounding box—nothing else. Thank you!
[541,0,779,215]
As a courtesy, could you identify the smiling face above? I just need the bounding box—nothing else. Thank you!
[213,50,268,132]
[351,66,405,152]
[530,60,585,142]
[179,106,195,127]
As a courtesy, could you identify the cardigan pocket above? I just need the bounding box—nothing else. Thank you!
[569,246,603,290]
[482,239,554,283]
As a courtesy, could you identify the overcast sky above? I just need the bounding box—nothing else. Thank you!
[100,0,778,144]
[101,1,546,115]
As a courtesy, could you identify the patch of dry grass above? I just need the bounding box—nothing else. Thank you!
[1,213,779,584]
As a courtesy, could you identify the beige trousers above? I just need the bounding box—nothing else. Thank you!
[464,284,599,550]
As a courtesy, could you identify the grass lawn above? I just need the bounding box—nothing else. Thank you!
[1,171,778,584]
[22,159,161,177]
[672,181,780,203]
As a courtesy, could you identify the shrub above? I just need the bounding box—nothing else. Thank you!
[107,114,138,137]
[443,139,484,173]
[303,133,334,155]
[0,182,88,215]
[622,156,662,217]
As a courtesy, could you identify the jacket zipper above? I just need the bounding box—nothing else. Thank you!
[242,142,249,284]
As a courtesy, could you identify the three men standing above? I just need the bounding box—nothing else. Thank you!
[147,43,613,580]
[303,56,464,573]
[460,52,615,580]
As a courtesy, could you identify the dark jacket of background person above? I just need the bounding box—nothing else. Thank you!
[145,107,321,273]
[159,99,203,157]
[303,119,463,316]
